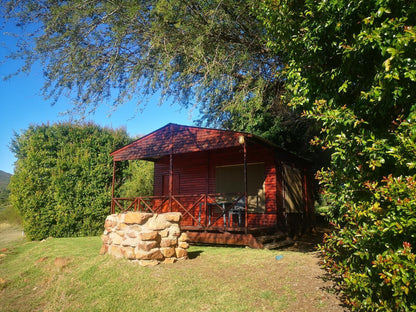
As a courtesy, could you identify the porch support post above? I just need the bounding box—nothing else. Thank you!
[111,160,116,214]
[243,138,248,234]
[169,125,173,212]
[169,153,173,212]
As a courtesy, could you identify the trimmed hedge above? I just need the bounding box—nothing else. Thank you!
[9,122,130,240]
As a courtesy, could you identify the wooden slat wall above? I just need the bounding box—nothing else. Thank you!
[153,143,279,228]
[154,151,209,196]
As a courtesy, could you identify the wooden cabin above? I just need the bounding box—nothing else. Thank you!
[110,123,314,248]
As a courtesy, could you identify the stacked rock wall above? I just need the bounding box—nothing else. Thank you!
[100,211,189,266]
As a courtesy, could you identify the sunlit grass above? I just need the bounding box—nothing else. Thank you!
[0,237,339,312]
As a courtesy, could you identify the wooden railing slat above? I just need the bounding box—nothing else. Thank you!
[111,193,245,230]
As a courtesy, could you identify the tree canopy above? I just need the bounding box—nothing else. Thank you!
[258,0,416,309]
[1,0,320,159]
[2,1,274,122]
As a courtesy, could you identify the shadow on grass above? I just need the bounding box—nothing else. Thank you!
[281,227,332,253]
[187,249,204,259]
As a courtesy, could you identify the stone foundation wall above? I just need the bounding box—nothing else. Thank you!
[100,211,189,266]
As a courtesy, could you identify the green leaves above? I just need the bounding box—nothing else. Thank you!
[2,0,282,128]
[9,123,130,240]
[258,0,416,310]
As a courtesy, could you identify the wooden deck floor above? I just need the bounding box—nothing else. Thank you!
[182,225,282,249]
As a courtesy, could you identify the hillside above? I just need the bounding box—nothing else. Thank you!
[0,170,12,204]
[0,170,12,191]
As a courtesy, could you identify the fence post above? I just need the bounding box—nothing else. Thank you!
[111,160,116,214]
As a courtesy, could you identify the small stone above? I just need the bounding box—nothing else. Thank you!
[126,231,137,238]
[160,238,177,248]
[124,212,153,225]
[116,223,129,230]
[159,229,169,238]
[138,231,159,241]
[109,232,122,245]
[117,214,126,223]
[146,214,171,231]
[101,234,109,244]
[178,241,189,249]
[99,244,108,255]
[163,258,177,264]
[135,248,164,261]
[104,218,115,229]
[122,247,136,259]
[109,245,124,258]
[163,212,182,223]
[137,241,159,252]
[161,247,176,258]
[168,224,181,237]
[178,232,189,242]
[121,237,138,247]
[115,231,125,237]
[175,248,188,259]
[129,225,141,231]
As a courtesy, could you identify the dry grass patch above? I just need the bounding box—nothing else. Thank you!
[0,223,25,248]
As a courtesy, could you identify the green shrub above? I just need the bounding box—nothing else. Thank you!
[118,160,154,198]
[9,122,130,240]
[320,174,416,311]
[257,0,416,309]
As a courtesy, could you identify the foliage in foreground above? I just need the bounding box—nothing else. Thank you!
[9,123,130,240]
[258,0,416,310]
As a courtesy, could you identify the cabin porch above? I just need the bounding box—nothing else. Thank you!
[111,193,282,249]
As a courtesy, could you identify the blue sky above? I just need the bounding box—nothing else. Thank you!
[0,25,196,174]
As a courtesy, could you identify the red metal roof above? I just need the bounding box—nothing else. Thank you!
[110,123,276,161]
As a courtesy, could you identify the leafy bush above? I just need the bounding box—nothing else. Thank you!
[9,122,130,240]
[321,174,416,311]
[258,0,416,310]
[118,160,154,198]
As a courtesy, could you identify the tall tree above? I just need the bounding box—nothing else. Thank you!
[1,0,319,159]
[2,1,274,121]
[258,0,416,310]
[9,122,130,240]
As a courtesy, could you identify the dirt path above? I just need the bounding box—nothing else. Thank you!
[273,228,348,311]
[0,223,25,248]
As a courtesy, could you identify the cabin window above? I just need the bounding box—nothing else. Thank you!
[215,163,265,213]
[162,174,180,195]
[282,164,303,213]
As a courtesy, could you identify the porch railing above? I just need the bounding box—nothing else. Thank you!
[111,193,246,231]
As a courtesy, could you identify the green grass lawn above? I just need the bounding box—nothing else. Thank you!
[0,236,344,312]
